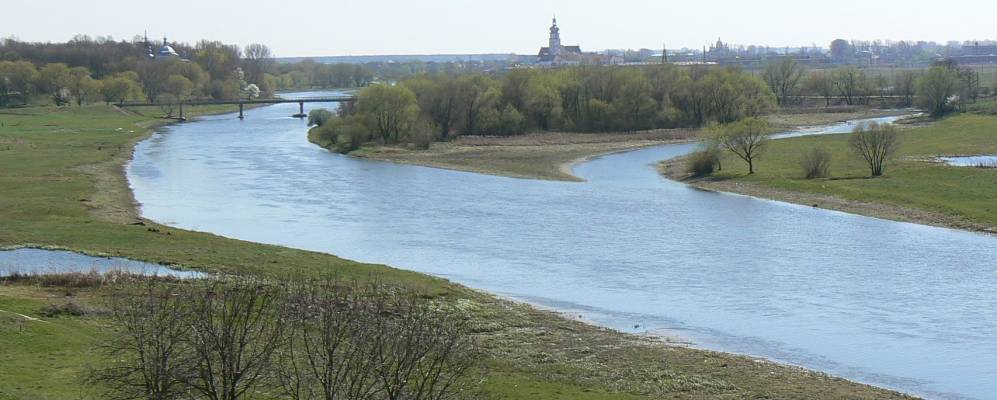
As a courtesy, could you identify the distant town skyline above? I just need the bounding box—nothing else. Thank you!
[6,0,997,57]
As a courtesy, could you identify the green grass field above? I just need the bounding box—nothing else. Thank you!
[702,114,997,229]
[0,105,914,399]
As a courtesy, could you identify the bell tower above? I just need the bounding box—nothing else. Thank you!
[548,16,561,56]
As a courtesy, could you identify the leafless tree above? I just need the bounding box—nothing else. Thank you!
[762,57,805,106]
[277,280,382,400]
[849,122,901,177]
[91,282,193,400]
[185,280,288,400]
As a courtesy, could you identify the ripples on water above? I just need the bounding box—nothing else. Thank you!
[127,92,997,400]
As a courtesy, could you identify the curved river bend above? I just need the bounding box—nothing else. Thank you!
[128,92,997,400]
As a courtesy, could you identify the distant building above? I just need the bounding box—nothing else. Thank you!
[145,35,185,61]
[536,18,605,66]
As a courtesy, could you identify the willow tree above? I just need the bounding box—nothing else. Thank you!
[849,122,900,177]
[714,118,769,174]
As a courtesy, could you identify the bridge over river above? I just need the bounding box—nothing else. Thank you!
[118,95,357,120]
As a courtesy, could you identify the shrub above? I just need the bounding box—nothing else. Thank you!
[41,302,88,317]
[686,150,719,176]
[800,148,832,179]
[307,108,335,127]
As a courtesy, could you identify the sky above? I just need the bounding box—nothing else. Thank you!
[5,0,997,57]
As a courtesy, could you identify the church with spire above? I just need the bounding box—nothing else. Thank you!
[536,17,587,66]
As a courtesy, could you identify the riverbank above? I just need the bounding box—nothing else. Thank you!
[659,113,997,234]
[318,108,910,181]
[0,105,916,399]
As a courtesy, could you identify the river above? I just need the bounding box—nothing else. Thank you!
[127,92,997,400]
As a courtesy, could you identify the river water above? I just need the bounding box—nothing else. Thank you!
[127,92,997,400]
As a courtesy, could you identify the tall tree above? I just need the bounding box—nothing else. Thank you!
[849,122,900,177]
[916,66,961,117]
[357,84,420,144]
[762,57,805,106]
[714,118,769,174]
[242,43,275,88]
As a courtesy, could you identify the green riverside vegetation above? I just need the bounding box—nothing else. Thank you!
[0,105,915,399]
[677,113,997,231]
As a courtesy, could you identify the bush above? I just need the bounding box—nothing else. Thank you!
[686,150,719,176]
[800,148,831,179]
[41,302,88,317]
[307,108,335,127]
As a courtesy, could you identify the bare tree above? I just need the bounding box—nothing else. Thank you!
[849,122,901,177]
[91,282,193,400]
[894,71,918,107]
[762,57,805,106]
[369,293,481,400]
[278,280,382,400]
[832,66,867,106]
[715,118,769,174]
[185,281,288,400]
[242,43,275,86]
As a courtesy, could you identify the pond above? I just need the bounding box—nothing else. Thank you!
[938,155,997,168]
[0,248,204,278]
[127,92,996,400]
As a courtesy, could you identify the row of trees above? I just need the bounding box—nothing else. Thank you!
[763,58,982,113]
[93,278,481,400]
[0,38,333,106]
[310,65,777,151]
[688,119,900,178]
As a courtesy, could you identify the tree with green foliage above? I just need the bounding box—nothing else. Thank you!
[404,74,460,140]
[713,118,770,174]
[524,79,563,131]
[38,63,71,105]
[357,84,420,144]
[455,74,500,135]
[307,108,335,127]
[762,57,805,106]
[67,67,99,106]
[99,75,143,104]
[916,66,961,117]
[0,60,38,106]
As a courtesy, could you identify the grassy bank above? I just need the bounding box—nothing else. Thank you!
[661,113,997,233]
[0,105,914,399]
[311,108,904,182]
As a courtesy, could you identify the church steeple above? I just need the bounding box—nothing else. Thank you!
[548,16,561,56]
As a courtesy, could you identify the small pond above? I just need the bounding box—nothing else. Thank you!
[0,248,204,278]
[938,155,997,168]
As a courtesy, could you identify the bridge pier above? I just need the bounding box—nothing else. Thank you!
[238,103,244,120]
[292,102,307,118]
[178,103,186,122]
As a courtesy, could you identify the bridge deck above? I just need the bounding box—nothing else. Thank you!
[118,97,356,107]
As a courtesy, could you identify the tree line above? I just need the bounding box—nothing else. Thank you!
[310,65,778,152]
[765,57,985,113]
[0,36,377,108]
[92,277,482,400]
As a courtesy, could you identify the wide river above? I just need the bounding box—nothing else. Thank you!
[128,92,997,400]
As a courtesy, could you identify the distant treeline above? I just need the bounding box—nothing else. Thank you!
[310,65,777,152]
[0,36,381,108]
[311,59,987,151]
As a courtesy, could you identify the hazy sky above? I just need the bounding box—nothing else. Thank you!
[6,0,997,57]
